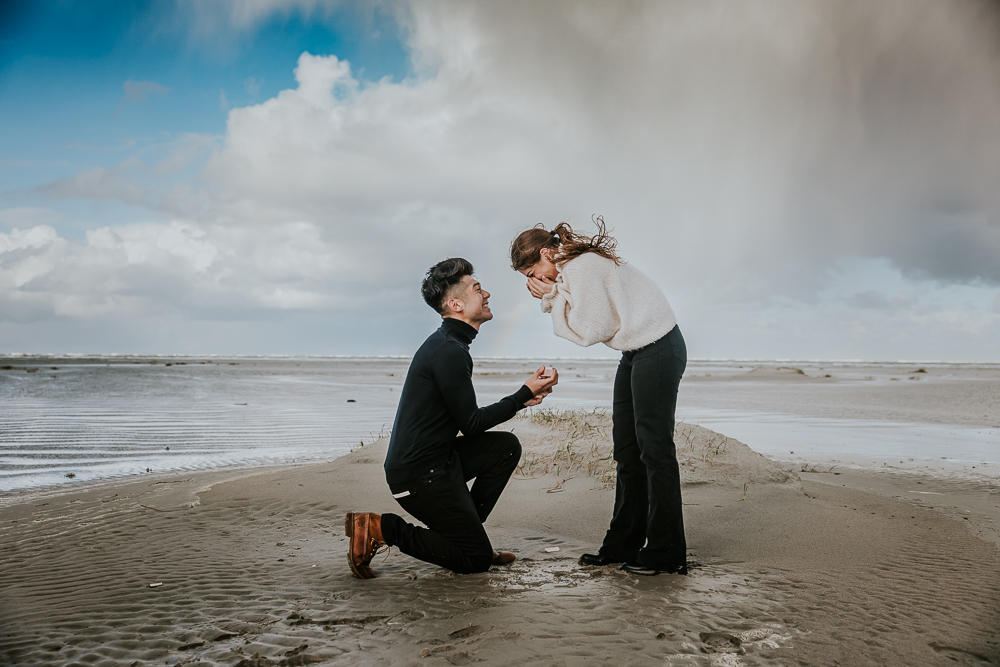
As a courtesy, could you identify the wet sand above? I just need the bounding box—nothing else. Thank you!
[2,413,998,666]
[680,360,1000,429]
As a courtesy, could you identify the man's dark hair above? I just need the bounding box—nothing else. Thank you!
[421,258,474,315]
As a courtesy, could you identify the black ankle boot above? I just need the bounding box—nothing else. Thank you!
[579,552,618,566]
[620,561,688,576]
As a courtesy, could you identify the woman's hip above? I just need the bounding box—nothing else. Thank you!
[619,325,686,375]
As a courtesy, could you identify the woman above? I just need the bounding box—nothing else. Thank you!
[509,217,688,575]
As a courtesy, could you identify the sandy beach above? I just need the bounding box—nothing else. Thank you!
[7,1,1000,664]
[2,401,998,666]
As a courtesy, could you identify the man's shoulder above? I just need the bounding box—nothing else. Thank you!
[413,327,470,364]
[435,335,472,365]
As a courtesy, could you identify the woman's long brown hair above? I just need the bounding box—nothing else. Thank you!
[509,216,621,272]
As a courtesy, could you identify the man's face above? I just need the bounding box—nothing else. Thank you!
[446,275,493,326]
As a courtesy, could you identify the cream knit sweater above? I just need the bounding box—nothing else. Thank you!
[540,252,676,351]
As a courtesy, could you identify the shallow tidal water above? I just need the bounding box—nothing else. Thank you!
[0,356,617,492]
[0,357,406,491]
[1,356,996,493]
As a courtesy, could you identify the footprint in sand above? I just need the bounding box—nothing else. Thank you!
[699,631,745,655]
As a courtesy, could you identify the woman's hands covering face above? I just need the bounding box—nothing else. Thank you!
[526,275,555,299]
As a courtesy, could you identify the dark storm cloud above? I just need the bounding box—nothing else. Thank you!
[413,0,1000,284]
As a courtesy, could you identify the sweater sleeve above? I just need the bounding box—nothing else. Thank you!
[540,256,621,347]
[433,342,534,436]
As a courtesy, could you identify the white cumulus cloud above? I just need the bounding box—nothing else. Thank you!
[9,0,1000,358]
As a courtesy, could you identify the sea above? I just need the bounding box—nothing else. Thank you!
[1,355,997,493]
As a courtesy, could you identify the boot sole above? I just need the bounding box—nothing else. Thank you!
[344,511,370,579]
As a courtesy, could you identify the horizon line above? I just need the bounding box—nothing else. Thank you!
[1,353,998,366]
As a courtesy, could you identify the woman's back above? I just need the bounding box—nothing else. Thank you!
[542,251,676,350]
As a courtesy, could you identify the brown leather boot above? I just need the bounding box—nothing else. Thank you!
[345,512,387,579]
[493,551,516,565]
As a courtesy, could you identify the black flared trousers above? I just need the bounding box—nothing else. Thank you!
[381,431,521,574]
[599,325,688,571]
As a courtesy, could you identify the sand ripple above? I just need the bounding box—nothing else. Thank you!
[2,441,998,666]
[1,485,802,666]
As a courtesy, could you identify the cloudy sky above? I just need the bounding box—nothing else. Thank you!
[2,0,999,361]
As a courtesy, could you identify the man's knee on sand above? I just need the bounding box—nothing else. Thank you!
[456,546,496,574]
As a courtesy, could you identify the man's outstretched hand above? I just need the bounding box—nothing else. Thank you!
[523,388,552,407]
[523,365,559,406]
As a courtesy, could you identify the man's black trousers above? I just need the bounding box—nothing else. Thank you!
[599,325,688,572]
[381,431,521,574]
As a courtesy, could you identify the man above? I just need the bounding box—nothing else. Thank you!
[346,258,558,578]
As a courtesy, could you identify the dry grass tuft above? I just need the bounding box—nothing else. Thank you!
[351,424,392,452]
[514,408,617,488]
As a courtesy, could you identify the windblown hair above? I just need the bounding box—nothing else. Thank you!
[421,257,474,315]
[509,216,621,272]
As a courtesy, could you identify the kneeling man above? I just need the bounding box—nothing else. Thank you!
[346,258,558,578]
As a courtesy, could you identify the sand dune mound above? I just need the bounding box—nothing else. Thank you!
[675,422,801,488]
[510,408,800,490]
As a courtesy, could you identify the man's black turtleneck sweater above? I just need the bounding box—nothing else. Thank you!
[384,318,534,485]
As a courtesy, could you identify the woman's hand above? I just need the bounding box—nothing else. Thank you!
[526,276,555,300]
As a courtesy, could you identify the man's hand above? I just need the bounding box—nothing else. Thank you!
[523,387,552,407]
[526,276,555,300]
[524,365,559,399]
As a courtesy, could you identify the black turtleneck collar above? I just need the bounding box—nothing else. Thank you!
[441,317,478,345]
